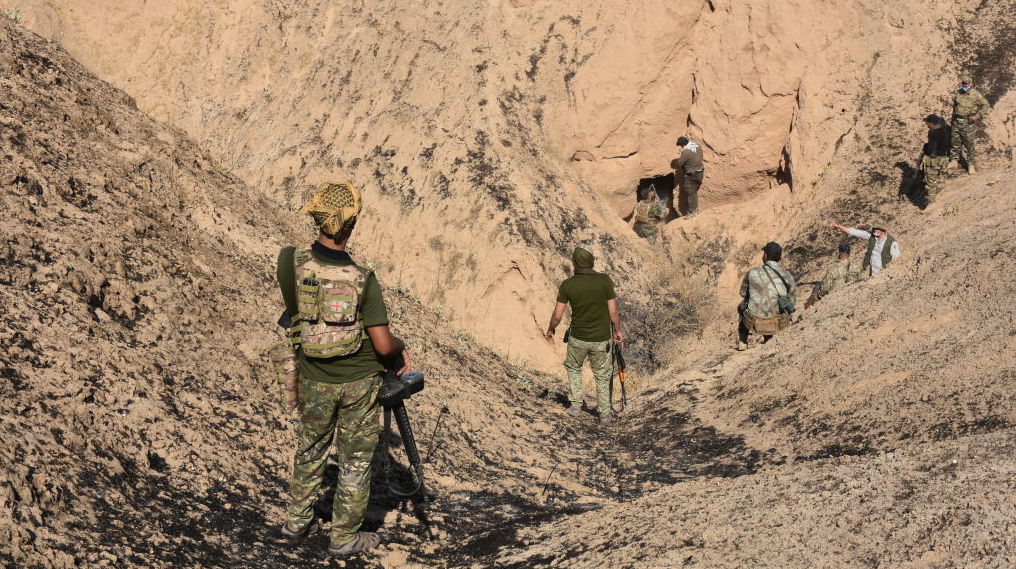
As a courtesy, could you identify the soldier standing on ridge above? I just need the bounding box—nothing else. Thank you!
[545,244,625,426]
[805,243,859,309]
[629,185,666,244]
[829,220,900,276]
[736,242,796,351]
[673,136,704,216]
[921,114,952,205]
[275,182,411,555]
[949,72,991,174]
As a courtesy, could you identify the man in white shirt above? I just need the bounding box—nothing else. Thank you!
[829,221,900,276]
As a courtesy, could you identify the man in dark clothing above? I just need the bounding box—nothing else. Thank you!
[545,245,624,425]
[674,136,705,216]
[921,114,951,205]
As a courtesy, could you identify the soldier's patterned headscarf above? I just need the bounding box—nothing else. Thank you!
[300,181,362,237]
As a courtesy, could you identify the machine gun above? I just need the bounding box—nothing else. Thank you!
[377,367,426,497]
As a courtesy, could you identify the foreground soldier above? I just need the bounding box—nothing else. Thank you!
[949,73,991,174]
[829,220,900,276]
[737,242,795,351]
[805,243,859,308]
[545,245,624,425]
[673,136,705,216]
[921,114,952,205]
[629,186,666,244]
[276,182,411,555]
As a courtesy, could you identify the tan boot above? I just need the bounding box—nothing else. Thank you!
[947,160,959,170]
[967,164,977,174]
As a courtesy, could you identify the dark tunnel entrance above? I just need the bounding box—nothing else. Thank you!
[636,173,676,221]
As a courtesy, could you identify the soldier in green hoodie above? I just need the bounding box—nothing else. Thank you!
[545,245,625,425]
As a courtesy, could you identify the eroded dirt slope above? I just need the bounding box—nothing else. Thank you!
[18,0,1015,371]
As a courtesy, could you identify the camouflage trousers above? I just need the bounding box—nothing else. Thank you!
[923,155,949,203]
[286,373,381,547]
[950,120,978,166]
[633,221,658,244]
[563,337,614,417]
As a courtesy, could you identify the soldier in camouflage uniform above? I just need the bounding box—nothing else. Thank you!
[275,182,411,555]
[921,114,952,205]
[805,243,859,308]
[630,186,665,244]
[737,242,796,350]
[949,73,991,174]
[546,245,625,425]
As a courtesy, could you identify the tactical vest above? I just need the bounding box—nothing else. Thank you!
[291,248,370,359]
[863,235,895,272]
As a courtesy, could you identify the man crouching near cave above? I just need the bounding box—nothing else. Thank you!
[545,244,625,426]
[274,182,411,555]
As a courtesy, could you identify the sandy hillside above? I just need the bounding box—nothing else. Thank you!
[15,0,1016,370]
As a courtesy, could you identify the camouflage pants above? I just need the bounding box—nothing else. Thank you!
[563,337,613,417]
[923,155,949,203]
[286,373,381,547]
[950,120,977,166]
[633,221,658,244]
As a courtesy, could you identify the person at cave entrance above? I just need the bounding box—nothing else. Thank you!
[948,72,991,174]
[737,242,796,351]
[674,136,704,216]
[545,244,625,425]
[629,185,666,244]
[274,181,412,555]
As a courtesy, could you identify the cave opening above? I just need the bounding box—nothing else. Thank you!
[634,173,676,221]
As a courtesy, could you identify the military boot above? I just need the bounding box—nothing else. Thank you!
[967,164,977,174]
[947,160,959,170]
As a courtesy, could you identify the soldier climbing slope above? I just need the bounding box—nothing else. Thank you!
[545,244,625,426]
[921,114,952,205]
[829,220,900,277]
[805,243,859,309]
[629,185,666,244]
[949,72,991,174]
[274,182,412,556]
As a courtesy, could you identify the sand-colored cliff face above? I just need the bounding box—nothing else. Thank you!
[17,0,1015,370]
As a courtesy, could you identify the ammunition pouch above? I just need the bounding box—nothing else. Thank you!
[742,310,790,336]
[269,340,300,410]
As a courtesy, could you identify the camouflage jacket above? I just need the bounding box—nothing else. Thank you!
[817,259,859,297]
[953,88,990,122]
[632,198,664,224]
[739,261,796,319]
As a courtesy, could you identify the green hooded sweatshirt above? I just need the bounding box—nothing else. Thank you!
[555,247,617,342]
